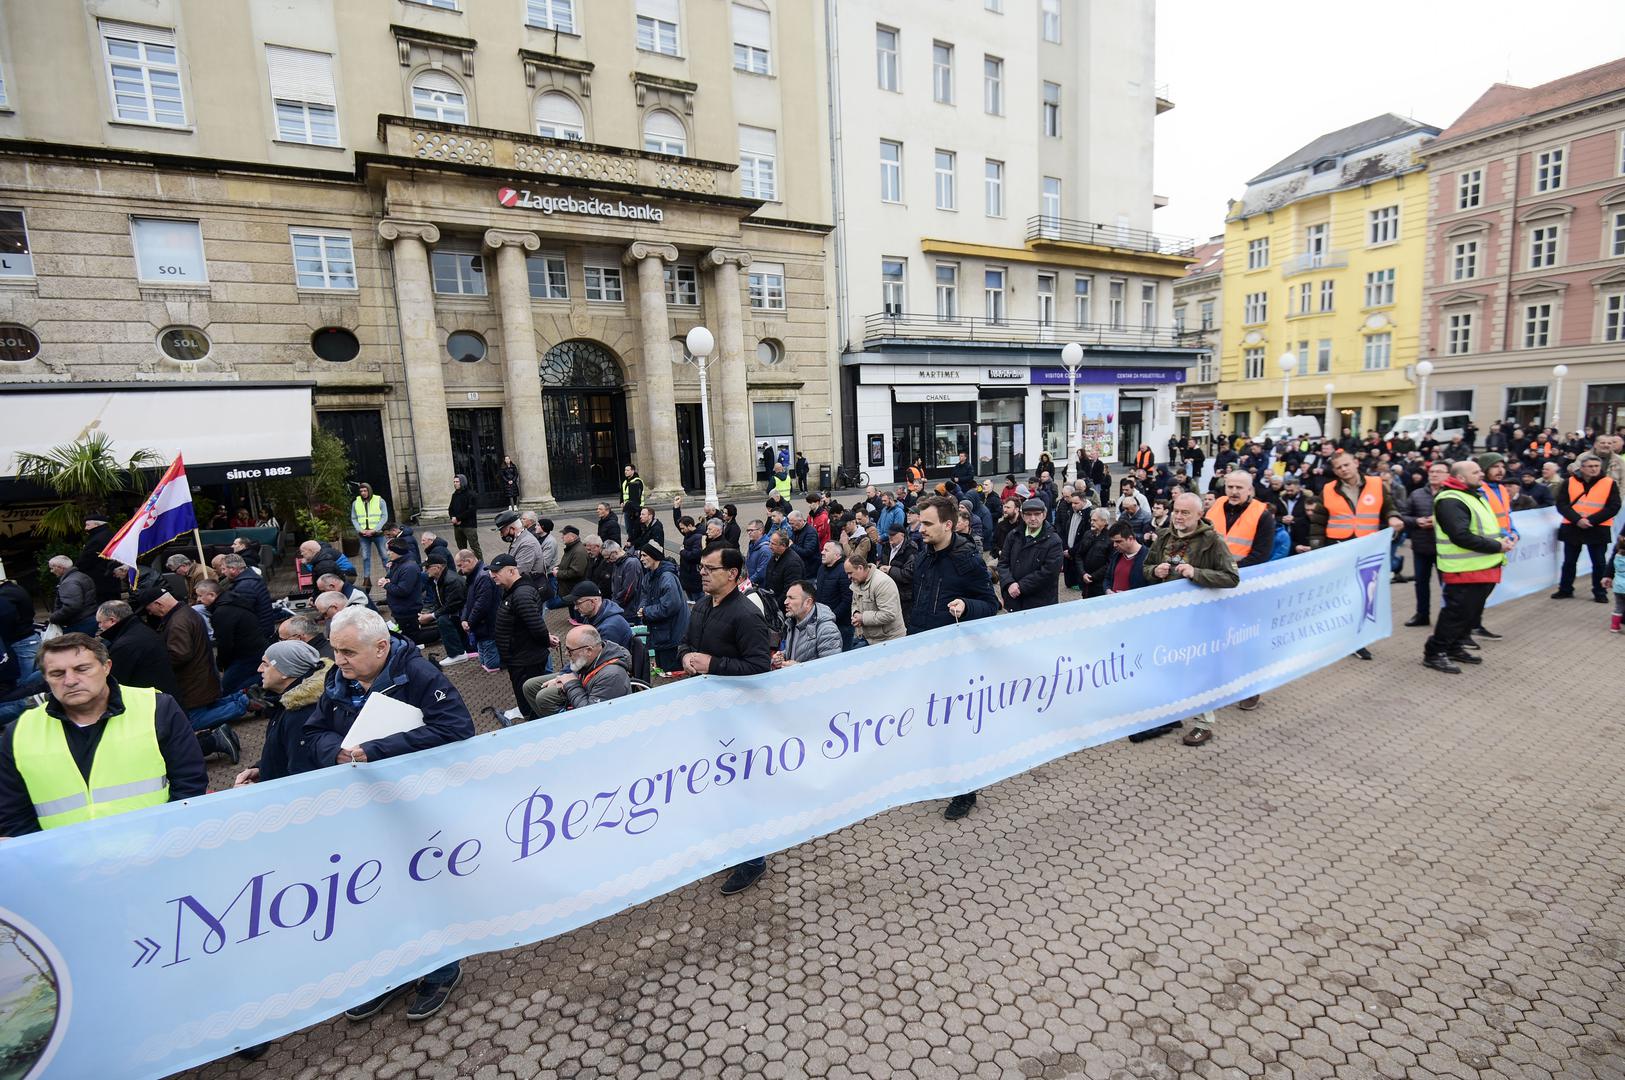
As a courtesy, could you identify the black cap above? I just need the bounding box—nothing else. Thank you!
[561,524,580,537]
[386,538,411,555]
[130,585,167,609]
[487,553,519,571]
[565,581,601,603]
[887,522,907,535]
[639,540,666,561]
[494,510,520,528]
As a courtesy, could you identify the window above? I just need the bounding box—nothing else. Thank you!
[1074,276,1092,325]
[101,21,186,127]
[1446,311,1474,355]
[1316,339,1332,374]
[1305,223,1328,262]
[984,268,1006,323]
[527,0,575,33]
[1041,177,1061,230]
[881,258,906,314]
[1108,279,1126,330]
[1362,332,1392,371]
[879,140,903,202]
[1604,294,1624,343]
[985,0,1002,10]
[1042,82,1061,137]
[584,265,624,302]
[983,56,1003,115]
[1319,280,1335,312]
[1529,224,1559,269]
[738,126,777,200]
[875,26,899,91]
[1243,290,1268,324]
[1173,305,1186,333]
[731,5,770,73]
[749,262,786,310]
[1368,205,1399,245]
[1296,282,1312,315]
[1364,268,1395,307]
[1451,238,1480,281]
[934,150,956,210]
[290,229,355,290]
[642,109,686,155]
[431,249,485,295]
[932,42,954,104]
[527,255,568,299]
[414,0,459,8]
[1534,147,1564,192]
[1200,300,1214,330]
[447,331,486,363]
[936,263,958,319]
[312,327,360,363]
[984,159,1004,217]
[411,70,467,125]
[1522,302,1552,348]
[1612,210,1625,258]
[131,218,206,283]
[1295,340,1309,376]
[756,340,784,365]
[1037,273,1056,327]
[1140,282,1157,327]
[664,264,698,306]
[1197,351,1214,383]
[1247,237,1269,270]
[0,210,33,278]
[1041,0,1061,42]
[266,46,338,146]
[1244,347,1265,380]
[636,0,680,56]
[534,92,585,141]
[1457,169,1482,210]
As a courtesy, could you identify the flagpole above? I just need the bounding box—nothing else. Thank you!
[193,527,207,568]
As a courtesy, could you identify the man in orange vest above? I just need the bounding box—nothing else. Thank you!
[1206,471,1276,711]
[1309,452,1404,660]
[1552,454,1619,602]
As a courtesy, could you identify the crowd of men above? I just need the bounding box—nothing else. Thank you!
[0,414,1617,1051]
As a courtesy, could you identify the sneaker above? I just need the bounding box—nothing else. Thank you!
[439,652,477,668]
[1182,726,1213,747]
[720,860,766,895]
[345,983,409,1021]
[943,793,978,820]
[480,665,501,674]
[405,971,462,1021]
[215,724,241,766]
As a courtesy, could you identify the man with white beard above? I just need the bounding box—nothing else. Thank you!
[523,624,634,718]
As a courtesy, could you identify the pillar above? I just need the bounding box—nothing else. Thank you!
[704,248,756,493]
[484,228,556,510]
[624,241,682,498]
[378,219,454,518]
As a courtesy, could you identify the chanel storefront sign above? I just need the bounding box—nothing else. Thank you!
[498,187,664,223]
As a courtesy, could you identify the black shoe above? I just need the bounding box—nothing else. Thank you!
[1404,614,1431,627]
[1550,590,1575,599]
[1391,574,1410,584]
[405,971,461,1021]
[1456,637,1480,650]
[234,1043,270,1062]
[1471,626,1501,639]
[719,860,766,895]
[1128,720,1183,743]
[1447,650,1482,665]
[1594,594,1610,604]
[943,793,978,820]
[345,983,409,1021]
[1422,655,1462,674]
[1353,647,1373,661]
[216,724,241,765]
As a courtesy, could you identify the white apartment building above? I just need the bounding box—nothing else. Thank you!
[828,0,1202,482]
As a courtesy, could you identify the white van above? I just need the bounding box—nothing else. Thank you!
[1256,415,1323,442]
[1385,411,1472,443]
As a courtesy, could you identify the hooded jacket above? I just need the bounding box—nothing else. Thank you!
[226,570,276,637]
[50,569,97,627]
[580,598,634,649]
[304,638,474,765]
[639,559,690,652]
[100,612,179,697]
[429,565,467,617]
[610,555,643,613]
[255,658,334,782]
[448,475,478,525]
[460,560,499,638]
[561,639,634,710]
[783,602,843,663]
[813,559,852,626]
[908,534,998,633]
[382,556,423,621]
[210,586,271,670]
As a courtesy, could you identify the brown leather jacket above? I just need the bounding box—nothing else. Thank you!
[159,603,222,710]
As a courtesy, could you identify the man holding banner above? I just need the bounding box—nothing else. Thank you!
[1309,452,1404,661]
[1144,493,1240,746]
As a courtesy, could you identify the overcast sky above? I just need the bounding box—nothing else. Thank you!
[1152,0,1625,242]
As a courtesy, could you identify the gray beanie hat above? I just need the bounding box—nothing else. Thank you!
[262,640,321,680]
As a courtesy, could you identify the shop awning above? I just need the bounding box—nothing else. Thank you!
[0,382,315,485]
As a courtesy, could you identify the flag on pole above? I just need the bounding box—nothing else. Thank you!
[100,454,198,576]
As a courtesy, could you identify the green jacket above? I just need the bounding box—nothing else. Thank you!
[1144,520,1240,590]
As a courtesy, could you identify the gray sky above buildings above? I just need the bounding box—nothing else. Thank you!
[1153,0,1625,242]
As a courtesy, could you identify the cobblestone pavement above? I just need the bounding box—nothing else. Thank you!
[180,583,1625,1080]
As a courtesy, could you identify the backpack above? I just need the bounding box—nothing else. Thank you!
[334,552,356,574]
[742,585,787,642]
[1270,524,1291,561]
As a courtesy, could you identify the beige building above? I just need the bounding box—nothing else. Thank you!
[0,0,833,513]
[1171,235,1222,447]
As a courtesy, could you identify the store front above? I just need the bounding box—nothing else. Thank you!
[1585,383,1625,434]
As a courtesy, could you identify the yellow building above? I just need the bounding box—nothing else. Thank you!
[1218,115,1440,440]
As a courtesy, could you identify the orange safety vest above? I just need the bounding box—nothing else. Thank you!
[1135,448,1154,472]
[1568,476,1616,528]
[1482,482,1512,536]
[1320,476,1385,539]
[1205,498,1268,559]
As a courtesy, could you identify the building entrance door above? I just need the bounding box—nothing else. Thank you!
[317,409,391,506]
[675,404,704,493]
[447,408,507,509]
[540,340,630,502]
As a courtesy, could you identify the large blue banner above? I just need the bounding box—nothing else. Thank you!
[1,531,1410,1077]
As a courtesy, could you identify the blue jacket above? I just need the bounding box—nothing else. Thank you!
[814,559,852,625]
[460,561,499,639]
[583,598,635,649]
[391,525,420,562]
[304,638,475,766]
[791,523,821,567]
[228,570,276,636]
[908,534,998,633]
[878,503,905,537]
[744,536,772,584]
[383,557,423,620]
[639,559,690,651]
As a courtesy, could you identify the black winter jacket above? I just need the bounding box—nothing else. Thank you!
[461,561,499,638]
[680,587,772,677]
[211,588,271,670]
[304,639,474,765]
[495,577,552,667]
[998,525,1064,611]
[227,570,276,636]
[100,613,180,697]
[908,535,998,633]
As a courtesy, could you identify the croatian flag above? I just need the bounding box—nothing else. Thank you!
[100,454,198,575]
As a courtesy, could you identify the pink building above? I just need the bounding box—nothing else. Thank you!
[1418,58,1625,436]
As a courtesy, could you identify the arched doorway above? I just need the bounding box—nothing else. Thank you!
[541,339,631,501]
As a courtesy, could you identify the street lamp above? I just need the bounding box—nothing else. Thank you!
[684,325,718,507]
[1322,382,1336,441]
[1277,351,1296,420]
[1551,364,1569,432]
[1414,359,1434,414]
[1062,341,1084,465]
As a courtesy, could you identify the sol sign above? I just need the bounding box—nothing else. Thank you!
[0,323,40,363]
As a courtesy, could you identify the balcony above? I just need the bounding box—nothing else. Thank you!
[1025,216,1196,258]
[1280,250,1349,277]
[863,312,1194,351]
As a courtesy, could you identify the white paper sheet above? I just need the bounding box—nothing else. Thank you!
[343,692,424,748]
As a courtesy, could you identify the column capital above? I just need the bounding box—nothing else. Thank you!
[703,248,753,270]
[483,228,541,253]
[378,219,441,245]
[622,241,679,267]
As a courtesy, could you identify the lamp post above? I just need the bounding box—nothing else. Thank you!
[1414,359,1433,414]
[1062,341,1084,465]
[1551,363,1569,432]
[1277,351,1296,420]
[1322,382,1336,441]
[684,325,718,507]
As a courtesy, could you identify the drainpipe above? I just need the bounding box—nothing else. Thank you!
[824,0,850,354]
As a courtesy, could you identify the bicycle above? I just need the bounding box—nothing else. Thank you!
[835,462,869,489]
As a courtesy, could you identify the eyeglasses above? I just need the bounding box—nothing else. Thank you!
[565,643,596,657]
